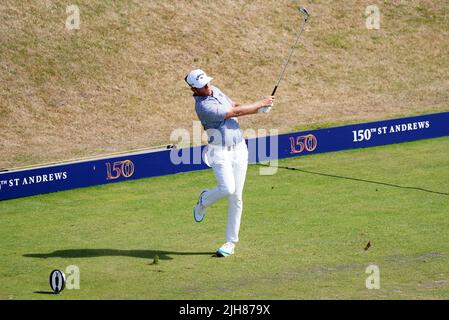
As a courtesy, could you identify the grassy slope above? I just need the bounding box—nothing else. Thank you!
[0,136,448,299]
[1,0,448,168]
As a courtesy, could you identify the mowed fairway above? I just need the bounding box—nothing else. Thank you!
[1,137,448,300]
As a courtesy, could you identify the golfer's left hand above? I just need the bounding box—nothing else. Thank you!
[258,105,272,113]
[260,96,275,107]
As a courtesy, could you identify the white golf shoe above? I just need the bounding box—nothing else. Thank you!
[216,242,235,257]
[193,189,207,223]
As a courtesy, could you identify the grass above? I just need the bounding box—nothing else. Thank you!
[1,136,448,299]
[324,32,349,49]
[287,104,449,133]
[1,0,449,169]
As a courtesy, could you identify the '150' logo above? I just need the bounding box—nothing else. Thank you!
[106,160,135,180]
[289,134,318,154]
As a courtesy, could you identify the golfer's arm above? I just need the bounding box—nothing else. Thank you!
[225,101,263,119]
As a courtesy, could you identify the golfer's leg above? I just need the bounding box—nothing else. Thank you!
[201,150,236,207]
[226,143,249,243]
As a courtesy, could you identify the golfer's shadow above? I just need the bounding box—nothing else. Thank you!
[24,249,213,261]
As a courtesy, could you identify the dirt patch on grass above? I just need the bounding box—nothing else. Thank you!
[419,279,449,289]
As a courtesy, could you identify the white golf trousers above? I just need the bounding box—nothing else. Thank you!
[201,140,248,243]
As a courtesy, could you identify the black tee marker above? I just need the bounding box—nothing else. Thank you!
[49,269,66,294]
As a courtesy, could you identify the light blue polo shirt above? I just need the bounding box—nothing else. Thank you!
[194,85,243,146]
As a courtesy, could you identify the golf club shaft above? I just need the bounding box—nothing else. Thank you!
[271,17,308,96]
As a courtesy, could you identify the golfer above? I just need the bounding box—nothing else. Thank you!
[185,69,274,257]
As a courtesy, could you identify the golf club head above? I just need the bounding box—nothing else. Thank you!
[298,6,310,21]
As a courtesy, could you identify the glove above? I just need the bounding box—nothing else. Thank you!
[258,105,272,113]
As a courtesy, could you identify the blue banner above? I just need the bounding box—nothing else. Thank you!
[1,111,448,201]
[254,111,449,162]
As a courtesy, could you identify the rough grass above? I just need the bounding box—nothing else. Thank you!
[0,136,448,299]
[1,0,448,168]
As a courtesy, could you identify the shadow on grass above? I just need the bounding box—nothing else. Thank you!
[33,291,57,295]
[24,249,213,261]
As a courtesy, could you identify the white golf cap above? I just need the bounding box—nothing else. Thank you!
[184,69,213,88]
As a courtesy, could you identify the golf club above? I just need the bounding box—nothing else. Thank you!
[271,6,309,96]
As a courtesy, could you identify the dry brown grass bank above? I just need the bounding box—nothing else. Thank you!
[1,0,448,168]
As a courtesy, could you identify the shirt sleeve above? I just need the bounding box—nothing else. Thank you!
[200,99,230,122]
